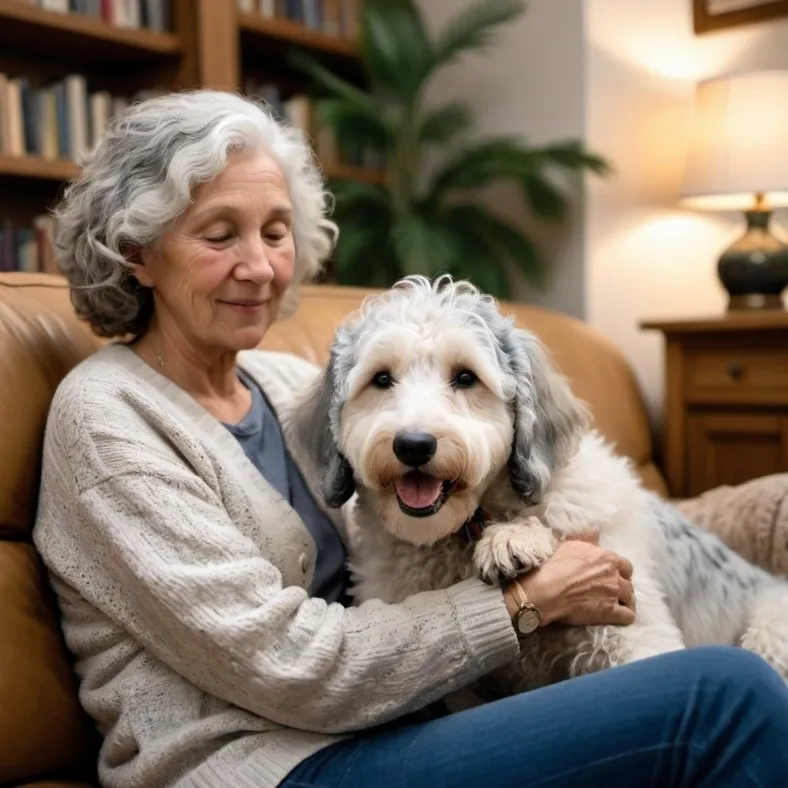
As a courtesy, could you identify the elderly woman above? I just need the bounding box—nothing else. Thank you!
[33,90,787,788]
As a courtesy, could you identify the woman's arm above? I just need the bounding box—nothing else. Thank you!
[58,461,518,736]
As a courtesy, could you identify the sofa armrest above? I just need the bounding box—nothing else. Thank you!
[672,474,788,577]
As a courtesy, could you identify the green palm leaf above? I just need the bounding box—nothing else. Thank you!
[334,227,377,273]
[428,138,604,220]
[436,205,510,295]
[334,208,395,283]
[360,0,433,100]
[538,140,610,175]
[330,179,392,213]
[417,102,472,145]
[453,255,510,297]
[331,191,393,256]
[431,0,525,69]
[428,138,537,197]
[444,220,510,297]
[335,228,383,279]
[446,203,543,285]
[289,51,381,117]
[391,214,458,276]
[521,174,568,221]
[316,98,395,152]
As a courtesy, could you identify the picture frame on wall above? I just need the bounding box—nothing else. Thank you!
[694,0,788,33]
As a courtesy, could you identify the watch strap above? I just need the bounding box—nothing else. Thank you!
[506,579,542,636]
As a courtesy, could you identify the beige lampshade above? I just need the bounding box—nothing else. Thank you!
[680,70,788,211]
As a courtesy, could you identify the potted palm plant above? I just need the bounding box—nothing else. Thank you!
[293,0,608,297]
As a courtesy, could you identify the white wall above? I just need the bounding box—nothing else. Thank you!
[586,0,788,425]
[419,0,588,317]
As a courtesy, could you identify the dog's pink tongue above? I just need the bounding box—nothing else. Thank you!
[395,473,442,509]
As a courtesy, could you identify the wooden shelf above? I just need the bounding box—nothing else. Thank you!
[239,13,358,58]
[641,311,788,334]
[0,0,182,62]
[0,154,386,189]
[325,163,386,186]
[0,155,79,182]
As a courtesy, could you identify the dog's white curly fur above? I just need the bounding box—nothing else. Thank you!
[294,275,788,701]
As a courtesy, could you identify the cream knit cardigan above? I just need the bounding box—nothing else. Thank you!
[33,343,519,788]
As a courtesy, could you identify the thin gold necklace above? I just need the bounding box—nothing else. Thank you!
[150,338,166,368]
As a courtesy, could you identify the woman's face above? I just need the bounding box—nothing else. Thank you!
[134,149,296,356]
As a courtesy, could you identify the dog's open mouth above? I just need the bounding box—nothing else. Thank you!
[394,471,456,517]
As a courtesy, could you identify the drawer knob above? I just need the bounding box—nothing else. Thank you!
[726,361,743,381]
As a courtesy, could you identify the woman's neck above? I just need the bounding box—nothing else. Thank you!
[133,324,251,423]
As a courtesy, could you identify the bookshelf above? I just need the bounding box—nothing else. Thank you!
[238,12,357,59]
[0,0,387,275]
[0,153,78,181]
[0,0,182,61]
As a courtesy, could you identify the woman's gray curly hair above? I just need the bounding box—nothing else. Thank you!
[53,89,337,338]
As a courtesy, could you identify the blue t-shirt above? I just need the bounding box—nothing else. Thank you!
[224,370,348,604]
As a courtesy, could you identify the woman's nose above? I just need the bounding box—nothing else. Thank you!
[237,236,275,283]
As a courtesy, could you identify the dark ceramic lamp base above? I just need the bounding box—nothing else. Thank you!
[718,207,788,311]
[726,293,784,309]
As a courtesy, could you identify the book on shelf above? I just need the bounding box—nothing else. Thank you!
[244,79,387,176]
[24,0,171,32]
[0,72,164,163]
[0,214,58,275]
[237,0,359,40]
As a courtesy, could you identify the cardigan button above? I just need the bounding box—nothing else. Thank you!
[299,553,310,573]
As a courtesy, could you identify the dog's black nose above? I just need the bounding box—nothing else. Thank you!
[393,432,437,467]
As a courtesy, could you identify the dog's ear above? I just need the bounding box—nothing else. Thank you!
[507,329,589,505]
[293,355,356,508]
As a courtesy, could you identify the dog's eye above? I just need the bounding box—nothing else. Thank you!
[372,371,393,389]
[453,369,478,388]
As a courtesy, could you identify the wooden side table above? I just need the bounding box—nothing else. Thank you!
[642,312,788,498]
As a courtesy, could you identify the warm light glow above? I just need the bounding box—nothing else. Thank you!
[594,210,737,268]
[589,209,734,322]
[587,0,756,82]
[680,70,788,210]
[679,191,788,211]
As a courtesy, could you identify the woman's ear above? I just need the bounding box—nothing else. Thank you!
[124,243,154,288]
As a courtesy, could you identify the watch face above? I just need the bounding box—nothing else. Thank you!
[517,609,540,635]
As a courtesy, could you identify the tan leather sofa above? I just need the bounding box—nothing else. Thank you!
[2,272,787,787]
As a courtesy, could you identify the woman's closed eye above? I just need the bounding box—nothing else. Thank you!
[203,224,234,244]
[263,223,290,244]
[205,233,233,244]
[204,226,288,246]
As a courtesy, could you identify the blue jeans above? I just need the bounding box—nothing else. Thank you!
[281,647,788,787]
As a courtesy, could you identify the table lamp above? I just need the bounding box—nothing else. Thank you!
[679,70,788,310]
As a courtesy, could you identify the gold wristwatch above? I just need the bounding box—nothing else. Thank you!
[506,579,542,636]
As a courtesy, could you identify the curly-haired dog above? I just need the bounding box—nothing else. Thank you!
[294,275,788,696]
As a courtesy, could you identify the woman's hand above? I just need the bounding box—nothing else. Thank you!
[505,536,636,628]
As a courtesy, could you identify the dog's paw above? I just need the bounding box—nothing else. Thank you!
[473,520,557,585]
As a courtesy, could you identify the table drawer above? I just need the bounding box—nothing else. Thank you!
[685,346,788,405]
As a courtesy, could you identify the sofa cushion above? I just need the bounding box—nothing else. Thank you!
[0,541,93,785]
[0,276,103,539]
[18,783,94,787]
[674,473,788,576]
